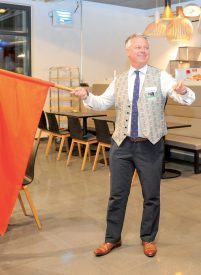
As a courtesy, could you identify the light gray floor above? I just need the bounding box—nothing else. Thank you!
[1,141,201,275]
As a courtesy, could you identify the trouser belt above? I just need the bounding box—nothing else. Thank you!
[128,137,148,142]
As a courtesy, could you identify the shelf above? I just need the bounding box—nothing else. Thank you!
[169,47,201,77]
[51,96,79,101]
[50,76,80,81]
[177,47,201,61]
[49,66,81,127]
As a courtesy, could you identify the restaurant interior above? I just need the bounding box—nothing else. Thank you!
[0,0,201,274]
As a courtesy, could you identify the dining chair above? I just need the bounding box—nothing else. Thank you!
[37,110,49,142]
[92,118,138,185]
[45,112,70,160]
[66,116,98,171]
[18,139,42,230]
[92,118,112,171]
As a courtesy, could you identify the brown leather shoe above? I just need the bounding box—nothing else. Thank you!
[94,241,122,256]
[142,241,157,257]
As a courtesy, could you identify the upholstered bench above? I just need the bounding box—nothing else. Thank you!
[165,85,201,173]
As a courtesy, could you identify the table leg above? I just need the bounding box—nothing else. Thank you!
[161,168,181,179]
[161,139,181,179]
[83,118,87,136]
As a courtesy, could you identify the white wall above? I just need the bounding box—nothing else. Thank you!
[3,0,201,85]
[82,2,147,83]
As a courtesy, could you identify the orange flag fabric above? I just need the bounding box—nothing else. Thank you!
[0,69,54,235]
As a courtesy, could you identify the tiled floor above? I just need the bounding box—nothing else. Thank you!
[1,141,201,275]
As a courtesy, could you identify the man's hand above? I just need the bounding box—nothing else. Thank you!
[71,87,88,100]
[172,81,187,95]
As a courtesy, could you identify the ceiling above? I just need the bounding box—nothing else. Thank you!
[85,0,192,10]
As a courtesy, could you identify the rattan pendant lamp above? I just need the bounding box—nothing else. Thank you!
[144,0,166,37]
[166,4,193,41]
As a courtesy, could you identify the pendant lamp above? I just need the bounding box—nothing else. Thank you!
[162,0,174,20]
[144,10,166,37]
[166,6,193,41]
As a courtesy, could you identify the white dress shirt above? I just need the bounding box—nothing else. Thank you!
[84,65,195,136]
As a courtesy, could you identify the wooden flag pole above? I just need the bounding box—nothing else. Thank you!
[54,84,74,92]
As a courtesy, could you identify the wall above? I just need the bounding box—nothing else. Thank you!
[3,0,201,85]
[82,1,147,83]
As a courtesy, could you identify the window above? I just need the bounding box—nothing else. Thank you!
[0,3,31,75]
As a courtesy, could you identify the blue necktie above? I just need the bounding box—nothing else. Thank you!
[131,71,140,138]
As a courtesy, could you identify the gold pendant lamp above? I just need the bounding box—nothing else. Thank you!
[162,0,174,20]
[166,6,193,41]
[144,10,166,37]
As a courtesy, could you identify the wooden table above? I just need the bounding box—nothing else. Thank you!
[166,122,191,130]
[53,111,107,136]
[94,116,116,123]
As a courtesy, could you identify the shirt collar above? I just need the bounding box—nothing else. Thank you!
[128,64,148,77]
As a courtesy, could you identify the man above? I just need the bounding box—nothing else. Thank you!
[73,34,195,257]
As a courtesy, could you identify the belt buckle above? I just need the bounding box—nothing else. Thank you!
[134,137,140,142]
[129,137,138,142]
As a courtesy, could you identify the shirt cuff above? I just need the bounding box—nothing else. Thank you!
[83,93,93,109]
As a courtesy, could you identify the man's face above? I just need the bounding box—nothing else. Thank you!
[125,37,150,69]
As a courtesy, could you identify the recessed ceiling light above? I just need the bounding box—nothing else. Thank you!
[0,8,7,14]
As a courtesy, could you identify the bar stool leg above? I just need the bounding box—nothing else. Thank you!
[81,143,89,171]
[66,140,75,166]
[92,143,101,171]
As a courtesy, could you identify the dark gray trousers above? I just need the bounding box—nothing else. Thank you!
[105,137,164,243]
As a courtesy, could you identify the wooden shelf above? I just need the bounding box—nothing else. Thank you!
[169,47,201,77]
[49,66,81,127]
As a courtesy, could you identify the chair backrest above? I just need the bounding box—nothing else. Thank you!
[38,110,48,130]
[24,139,40,184]
[68,116,83,139]
[45,112,60,133]
[93,118,111,144]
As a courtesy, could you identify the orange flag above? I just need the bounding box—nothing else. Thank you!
[0,69,54,235]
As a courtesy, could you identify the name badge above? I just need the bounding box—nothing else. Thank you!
[145,87,158,99]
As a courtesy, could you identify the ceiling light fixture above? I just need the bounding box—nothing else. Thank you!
[162,0,174,20]
[144,0,166,37]
[0,8,7,14]
[144,10,166,37]
[166,5,193,41]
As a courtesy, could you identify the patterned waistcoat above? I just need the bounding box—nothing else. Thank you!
[112,65,167,145]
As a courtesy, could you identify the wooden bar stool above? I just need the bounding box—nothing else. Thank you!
[66,116,98,171]
[45,112,70,160]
